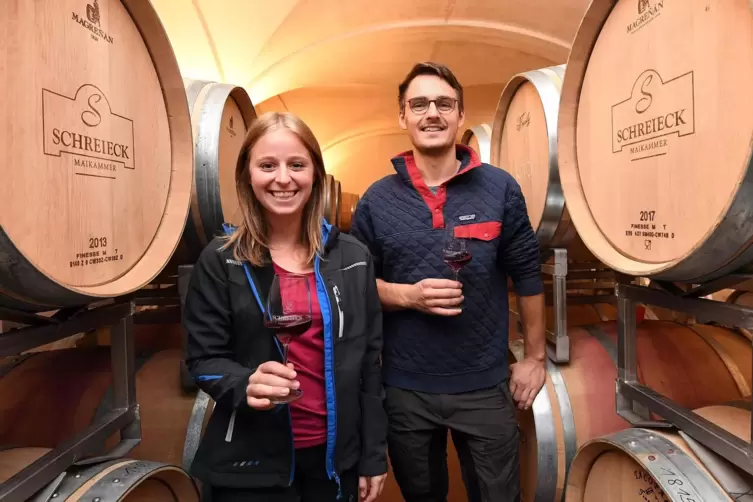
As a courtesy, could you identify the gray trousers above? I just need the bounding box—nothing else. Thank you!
[385,381,520,502]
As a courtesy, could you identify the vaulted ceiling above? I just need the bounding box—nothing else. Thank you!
[151,0,591,193]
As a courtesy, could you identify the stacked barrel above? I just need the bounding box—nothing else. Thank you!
[460,124,492,163]
[0,0,203,499]
[0,2,366,496]
[323,173,361,232]
[492,1,753,501]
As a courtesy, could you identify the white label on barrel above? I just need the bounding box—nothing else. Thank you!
[43,84,135,179]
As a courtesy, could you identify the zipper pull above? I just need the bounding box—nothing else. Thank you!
[333,285,344,339]
[225,409,237,442]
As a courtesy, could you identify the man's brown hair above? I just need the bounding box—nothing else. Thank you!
[398,62,464,114]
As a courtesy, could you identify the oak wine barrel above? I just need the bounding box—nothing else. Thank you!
[508,294,659,337]
[0,349,201,468]
[0,446,199,501]
[558,0,753,282]
[508,299,617,340]
[726,290,753,310]
[0,0,193,312]
[0,346,473,502]
[335,180,342,227]
[76,322,185,353]
[338,192,360,232]
[170,79,257,265]
[565,404,753,501]
[508,320,752,502]
[324,174,341,226]
[564,427,729,501]
[460,124,492,163]
[490,65,592,261]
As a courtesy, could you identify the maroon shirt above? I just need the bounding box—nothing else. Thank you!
[273,263,327,449]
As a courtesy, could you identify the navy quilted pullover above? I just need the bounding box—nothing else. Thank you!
[350,145,543,394]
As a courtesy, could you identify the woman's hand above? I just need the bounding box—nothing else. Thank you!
[246,361,300,410]
[359,473,387,502]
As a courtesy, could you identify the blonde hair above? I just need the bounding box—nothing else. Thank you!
[222,111,326,266]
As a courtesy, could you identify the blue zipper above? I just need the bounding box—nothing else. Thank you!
[226,222,338,494]
[315,229,342,499]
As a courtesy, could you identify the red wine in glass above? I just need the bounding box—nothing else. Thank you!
[443,226,472,281]
[264,273,312,404]
[444,249,472,276]
[263,314,312,349]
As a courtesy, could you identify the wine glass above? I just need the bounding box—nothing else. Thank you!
[442,225,472,282]
[263,273,312,404]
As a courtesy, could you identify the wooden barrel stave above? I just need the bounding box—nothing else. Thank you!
[507,295,621,343]
[460,124,492,163]
[0,347,475,501]
[511,320,752,502]
[334,180,342,227]
[491,64,595,260]
[0,349,196,466]
[726,290,753,309]
[338,192,360,233]
[566,403,753,501]
[0,0,193,311]
[170,80,257,266]
[558,1,753,282]
[565,427,730,501]
[0,447,199,501]
[0,446,50,484]
[324,174,341,226]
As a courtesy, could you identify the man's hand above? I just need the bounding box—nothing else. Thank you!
[509,358,545,410]
[246,361,299,410]
[405,278,463,316]
[359,473,387,502]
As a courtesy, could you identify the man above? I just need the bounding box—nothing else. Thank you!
[349,62,547,502]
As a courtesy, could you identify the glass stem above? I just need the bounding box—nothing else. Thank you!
[281,342,290,365]
[453,269,459,281]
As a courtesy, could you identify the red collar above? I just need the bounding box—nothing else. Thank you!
[391,144,483,229]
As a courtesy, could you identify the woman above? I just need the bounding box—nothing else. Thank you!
[183,111,387,502]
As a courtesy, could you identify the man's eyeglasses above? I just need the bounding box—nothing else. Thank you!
[406,97,458,115]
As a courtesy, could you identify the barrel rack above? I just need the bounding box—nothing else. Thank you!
[614,272,753,477]
[514,248,618,363]
[0,302,141,502]
[118,282,182,325]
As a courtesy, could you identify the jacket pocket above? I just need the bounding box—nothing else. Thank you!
[454,221,502,241]
[195,403,291,476]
